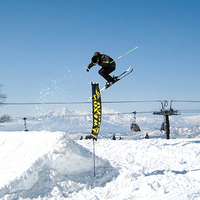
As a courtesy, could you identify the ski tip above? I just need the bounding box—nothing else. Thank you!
[129,66,134,71]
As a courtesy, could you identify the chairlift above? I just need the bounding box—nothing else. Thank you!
[160,122,165,131]
[130,111,141,132]
[131,123,141,132]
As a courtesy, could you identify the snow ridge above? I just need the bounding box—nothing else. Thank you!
[0,132,118,199]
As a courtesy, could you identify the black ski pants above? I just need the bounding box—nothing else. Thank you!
[98,63,116,82]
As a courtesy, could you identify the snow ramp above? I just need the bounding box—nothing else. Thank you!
[0,131,118,199]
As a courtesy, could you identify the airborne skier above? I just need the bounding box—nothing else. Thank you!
[86,47,137,95]
[86,52,117,87]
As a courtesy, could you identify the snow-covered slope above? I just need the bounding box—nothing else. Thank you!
[77,139,200,200]
[0,131,118,199]
[0,131,200,199]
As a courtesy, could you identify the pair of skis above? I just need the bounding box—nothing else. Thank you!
[89,66,133,100]
[100,66,133,93]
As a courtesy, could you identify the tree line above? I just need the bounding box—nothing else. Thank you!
[0,84,11,123]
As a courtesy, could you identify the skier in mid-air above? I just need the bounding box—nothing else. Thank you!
[86,52,117,87]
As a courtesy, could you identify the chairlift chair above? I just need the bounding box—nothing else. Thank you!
[130,111,141,132]
[160,122,165,131]
[130,122,141,132]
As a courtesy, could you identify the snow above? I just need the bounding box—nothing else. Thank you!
[1,108,200,199]
[0,131,200,199]
[77,139,200,200]
[0,131,118,199]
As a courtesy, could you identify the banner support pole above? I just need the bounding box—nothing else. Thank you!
[93,139,96,177]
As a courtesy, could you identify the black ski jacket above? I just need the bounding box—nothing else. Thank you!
[87,52,116,69]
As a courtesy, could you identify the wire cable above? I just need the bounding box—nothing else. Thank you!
[0,100,175,106]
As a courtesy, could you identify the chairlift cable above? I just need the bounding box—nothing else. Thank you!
[1,99,200,106]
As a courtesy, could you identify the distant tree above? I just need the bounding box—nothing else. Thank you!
[112,134,116,140]
[0,84,10,123]
[0,84,7,103]
[0,114,11,123]
[145,133,149,139]
[85,135,92,139]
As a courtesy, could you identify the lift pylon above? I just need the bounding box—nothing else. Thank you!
[153,100,180,139]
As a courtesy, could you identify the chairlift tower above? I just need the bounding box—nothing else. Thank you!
[153,101,180,139]
[23,117,28,132]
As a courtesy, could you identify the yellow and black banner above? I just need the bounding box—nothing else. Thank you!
[91,83,102,140]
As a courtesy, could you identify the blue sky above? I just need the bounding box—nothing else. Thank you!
[0,0,200,118]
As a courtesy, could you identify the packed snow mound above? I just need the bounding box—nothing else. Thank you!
[0,131,118,199]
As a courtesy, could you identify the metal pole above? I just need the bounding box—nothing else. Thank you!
[93,139,96,177]
[165,115,170,139]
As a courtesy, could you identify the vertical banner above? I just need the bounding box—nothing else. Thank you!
[91,83,102,140]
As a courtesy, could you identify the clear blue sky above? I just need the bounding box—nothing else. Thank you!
[0,0,200,118]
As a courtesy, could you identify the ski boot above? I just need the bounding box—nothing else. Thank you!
[112,76,119,83]
[105,81,112,89]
